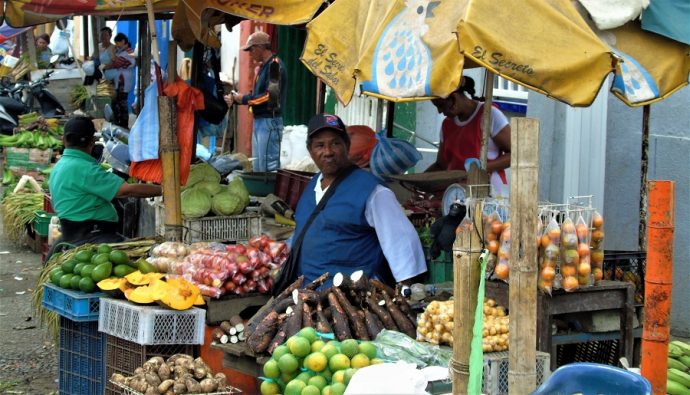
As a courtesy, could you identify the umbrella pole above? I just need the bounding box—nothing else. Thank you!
[507,118,540,394]
[638,105,650,251]
[480,71,495,169]
[146,0,182,241]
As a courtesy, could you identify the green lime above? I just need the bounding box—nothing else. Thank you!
[97,244,113,254]
[357,341,378,360]
[263,359,280,379]
[49,268,64,285]
[61,259,77,274]
[295,371,313,383]
[284,379,306,395]
[340,339,359,358]
[92,253,110,266]
[301,384,321,395]
[307,375,327,391]
[330,382,346,395]
[260,380,280,395]
[288,336,312,357]
[91,262,113,282]
[320,344,338,360]
[297,327,318,343]
[278,353,299,374]
[80,264,95,279]
[73,263,85,276]
[109,250,130,265]
[74,250,94,264]
[59,274,73,289]
[273,345,290,362]
[78,277,96,293]
[328,354,350,372]
[304,352,328,373]
[70,275,82,290]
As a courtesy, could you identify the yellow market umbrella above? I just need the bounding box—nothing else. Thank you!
[1,0,177,27]
[172,0,326,49]
[301,0,690,107]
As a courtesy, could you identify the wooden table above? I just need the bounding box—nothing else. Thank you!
[212,342,270,378]
[485,280,635,370]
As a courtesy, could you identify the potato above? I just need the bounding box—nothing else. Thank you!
[199,378,219,393]
[192,361,208,380]
[214,372,227,388]
[167,354,190,365]
[149,356,165,366]
[143,361,157,373]
[158,363,172,381]
[185,377,202,393]
[145,387,159,395]
[111,373,127,384]
[158,379,175,393]
[172,382,187,394]
[135,367,145,375]
[145,373,162,387]
[173,366,187,379]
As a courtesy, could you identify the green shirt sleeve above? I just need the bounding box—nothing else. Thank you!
[85,164,125,202]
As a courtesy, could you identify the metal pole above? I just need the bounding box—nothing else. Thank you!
[638,105,650,251]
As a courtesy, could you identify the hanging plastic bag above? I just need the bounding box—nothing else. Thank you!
[560,217,579,292]
[495,221,511,282]
[590,211,605,283]
[539,214,559,294]
[128,83,159,162]
[575,214,592,287]
[484,209,503,277]
[369,132,422,179]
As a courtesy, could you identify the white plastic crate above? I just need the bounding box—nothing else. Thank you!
[482,350,551,395]
[98,298,205,345]
[155,203,261,243]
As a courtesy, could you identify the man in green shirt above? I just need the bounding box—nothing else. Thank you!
[49,116,161,245]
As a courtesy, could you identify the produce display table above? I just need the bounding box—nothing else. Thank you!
[213,342,270,378]
[485,280,634,370]
[204,293,270,325]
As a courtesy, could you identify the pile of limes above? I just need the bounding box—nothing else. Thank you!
[48,244,134,293]
[260,327,383,395]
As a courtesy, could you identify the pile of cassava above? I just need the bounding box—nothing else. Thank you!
[110,354,230,394]
[245,271,417,354]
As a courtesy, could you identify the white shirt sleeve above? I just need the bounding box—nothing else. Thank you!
[491,106,509,137]
[364,185,428,282]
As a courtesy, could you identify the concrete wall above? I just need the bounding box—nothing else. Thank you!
[605,87,690,337]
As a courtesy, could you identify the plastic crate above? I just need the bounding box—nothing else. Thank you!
[105,335,198,395]
[99,297,206,345]
[425,250,454,284]
[42,283,106,322]
[483,350,551,395]
[58,317,106,395]
[603,250,646,304]
[110,380,241,395]
[155,203,261,243]
[34,210,55,237]
[274,169,314,210]
[556,339,620,367]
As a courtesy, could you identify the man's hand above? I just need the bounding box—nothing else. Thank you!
[223,94,234,107]
[232,92,244,104]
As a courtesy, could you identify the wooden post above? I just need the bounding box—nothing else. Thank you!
[167,41,177,82]
[480,72,495,169]
[452,163,488,394]
[26,30,37,69]
[159,96,182,241]
[508,117,540,394]
[638,105,650,251]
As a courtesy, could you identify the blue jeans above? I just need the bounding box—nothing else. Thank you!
[252,117,283,172]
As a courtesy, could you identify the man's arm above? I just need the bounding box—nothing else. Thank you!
[115,183,162,198]
[365,186,427,284]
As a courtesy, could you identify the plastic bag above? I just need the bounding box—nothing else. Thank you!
[539,215,559,294]
[208,155,242,177]
[373,329,451,368]
[347,125,377,168]
[560,217,579,291]
[146,256,183,273]
[575,215,592,287]
[494,221,511,282]
[369,133,422,179]
[151,241,190,259]
[590,211,605,283]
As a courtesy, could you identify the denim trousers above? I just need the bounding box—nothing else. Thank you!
[252,117,283,172]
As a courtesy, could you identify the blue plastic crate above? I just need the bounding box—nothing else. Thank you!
[42,283,106,322]
[58,317,106,395]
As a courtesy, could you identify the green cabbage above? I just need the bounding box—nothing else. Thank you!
[211,192,243,216]
[181,188,212,218]
[228,177,250,207]
[185,163,220,188]
[195,181,223,196]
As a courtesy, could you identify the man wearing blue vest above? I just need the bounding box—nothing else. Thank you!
[293,114,427,287]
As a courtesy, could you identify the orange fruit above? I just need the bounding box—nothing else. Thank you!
[592,214,604,229]
[541,266,556,281]
[591,230,605,242]
[578,262,591,276]
[563,276,579,291]
[591,250,604,264]
[562,221,575,234]
[540,235,551,249]
[577,243,591,257]
[487,231,498,242]
[502,221,511,231]
[491,221,503,236]
[593,268,603,281]
[547,228,561,241]
[495,263,510,280]
[560,265,577,278]
[576,223,589,241]
[500,228,511,241]
[487,240,499,254]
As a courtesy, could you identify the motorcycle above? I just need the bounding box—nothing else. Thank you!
[0,62,66,134]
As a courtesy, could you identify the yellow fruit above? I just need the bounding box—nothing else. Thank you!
[304,352,328,372]
[322,385,332,395]
[261,380,280,395]
[284,379,306,395]
[273,345,290,361]
[278,353,299,374]
[295,371,313,383]
[340,339,359,358]
[288,336,312,358]
[263,359,280,379]
[343,368,357,384]
[328,354,351,372]
[311,340,326,353]
[298,327,318,343]
[331,370,346,384]
[350,353,370,369]
[320,344,338,360]
[330,382,347,395]
[357,342,377,360]
[370,358,384,365]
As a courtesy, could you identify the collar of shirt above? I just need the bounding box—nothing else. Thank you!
[313,173,329,205]
[62,148,97,163]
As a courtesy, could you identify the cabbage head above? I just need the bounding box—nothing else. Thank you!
[211,192,243,216]
[185,163,220,188]
[181,188,212,218]
[228,177,250,207]
[195,181,223,196]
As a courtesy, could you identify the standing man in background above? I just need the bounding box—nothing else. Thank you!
[224,31,287,172]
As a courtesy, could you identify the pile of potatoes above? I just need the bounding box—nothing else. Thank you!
[110,354,229,394]
[417,298,509,352]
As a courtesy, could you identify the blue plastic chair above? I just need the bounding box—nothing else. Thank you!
[530,362,652,395]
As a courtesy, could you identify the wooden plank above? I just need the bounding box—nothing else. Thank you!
[204,293,270,325]
[508,117,540,394]
[549,290,626,314]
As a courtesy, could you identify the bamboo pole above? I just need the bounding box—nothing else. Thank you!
[480,72,495,169]
[641,180,675,394]
[452,164,488,394]
[638,105,650,251]
[507,117,540,394]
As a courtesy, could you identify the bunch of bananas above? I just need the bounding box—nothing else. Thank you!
[0,131,62,149]
[668,340,690,394]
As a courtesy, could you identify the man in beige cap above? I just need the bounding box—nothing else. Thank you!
[225,30,287,172]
